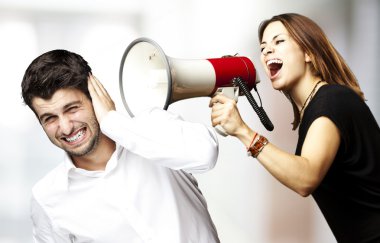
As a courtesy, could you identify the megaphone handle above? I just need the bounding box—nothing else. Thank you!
[214,87,239,137]
[215,125,228,137]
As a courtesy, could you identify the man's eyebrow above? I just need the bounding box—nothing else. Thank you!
[39,101,83,121]
[62,100,83,110]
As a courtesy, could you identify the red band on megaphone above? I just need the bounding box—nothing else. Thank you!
[207,56,257,95]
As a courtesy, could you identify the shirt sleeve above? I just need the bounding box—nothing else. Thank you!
[100,108,219,173]
[31,196,55,243]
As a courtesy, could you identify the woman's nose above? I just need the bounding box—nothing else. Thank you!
[263,46,274,56]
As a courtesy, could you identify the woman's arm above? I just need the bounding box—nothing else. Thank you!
[255,117,340,196]
[210,94,340,196]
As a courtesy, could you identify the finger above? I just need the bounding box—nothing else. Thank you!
[210,93,237,107]
[212,112,230,127]
[92,75,109,96]
[87,75,96,96]
[210,107,229,125]
[88,74,115,102]
[209,98,215,107]
[209,95,222,107]
[210,114,223,127]
[212,100,237,116]
[211,102,224,111]
[88,75,103,103]
[89,74,105,96]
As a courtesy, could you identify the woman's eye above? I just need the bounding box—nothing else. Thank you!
[275,39,285,45]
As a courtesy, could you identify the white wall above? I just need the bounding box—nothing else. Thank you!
[0,0,378,242]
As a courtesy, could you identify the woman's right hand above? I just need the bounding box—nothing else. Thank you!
[209,94,248,137]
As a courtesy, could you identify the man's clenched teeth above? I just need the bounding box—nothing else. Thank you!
[65,129,85,143]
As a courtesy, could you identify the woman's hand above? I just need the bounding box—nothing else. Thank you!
[209,94,247,137]
[87,74,116,123]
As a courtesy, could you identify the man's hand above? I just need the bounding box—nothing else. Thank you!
[87,74,116,123]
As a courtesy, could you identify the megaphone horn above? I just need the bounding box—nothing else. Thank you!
[119,37,258,114]
[119,37,273,134]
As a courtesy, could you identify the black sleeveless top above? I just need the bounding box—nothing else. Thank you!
[296,84,380,242]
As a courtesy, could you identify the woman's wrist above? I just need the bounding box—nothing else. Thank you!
[235,124,269,158]
[235,124,256,148]
[247,135,269,158]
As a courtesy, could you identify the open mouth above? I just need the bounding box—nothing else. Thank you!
[62,128,86,144]
[267,59,283,78]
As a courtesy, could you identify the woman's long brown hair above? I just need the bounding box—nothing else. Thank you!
[258,13,364,129]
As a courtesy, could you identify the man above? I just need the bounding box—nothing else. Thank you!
[22,49,220,243]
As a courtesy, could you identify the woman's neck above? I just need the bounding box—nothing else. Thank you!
[289,76,322,110]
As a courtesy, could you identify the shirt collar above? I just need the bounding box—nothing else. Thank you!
[62,144,124,182]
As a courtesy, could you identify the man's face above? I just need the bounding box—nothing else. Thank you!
[32,88,100,157]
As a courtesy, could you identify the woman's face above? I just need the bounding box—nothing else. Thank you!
[260,21,310,91]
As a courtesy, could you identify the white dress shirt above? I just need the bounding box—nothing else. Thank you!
[31,108,220,243]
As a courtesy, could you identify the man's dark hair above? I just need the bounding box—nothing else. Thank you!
[21,49,92,112]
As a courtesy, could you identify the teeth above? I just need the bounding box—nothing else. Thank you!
[267,59,283,66]
[65,130,84,142]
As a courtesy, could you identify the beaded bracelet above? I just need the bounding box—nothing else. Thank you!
[247,135,269,158]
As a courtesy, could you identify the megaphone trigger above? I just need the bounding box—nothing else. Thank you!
[214,87,239,102]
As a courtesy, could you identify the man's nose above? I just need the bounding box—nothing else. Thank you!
[58,116,74,135]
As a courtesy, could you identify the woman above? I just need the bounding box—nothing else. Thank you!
[210,13,380,242]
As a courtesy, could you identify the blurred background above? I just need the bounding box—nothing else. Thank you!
[0,0,378,242]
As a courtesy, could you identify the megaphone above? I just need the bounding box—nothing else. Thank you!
[119,37,273,136]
